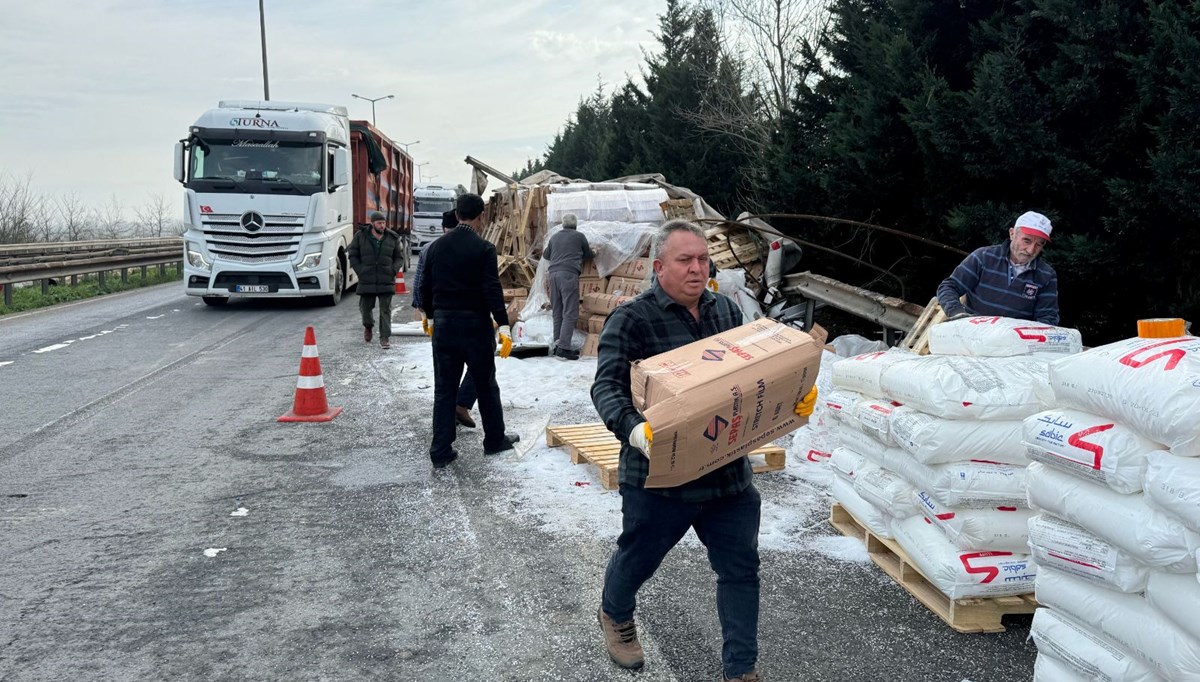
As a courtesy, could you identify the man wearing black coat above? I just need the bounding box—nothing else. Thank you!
[349,210,403,349]
[419,193,516,468]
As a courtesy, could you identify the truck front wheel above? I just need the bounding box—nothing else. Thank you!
[322,260,344,307]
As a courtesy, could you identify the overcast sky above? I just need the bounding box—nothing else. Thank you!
[0,0,660,215]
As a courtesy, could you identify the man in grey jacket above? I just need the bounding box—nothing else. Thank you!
[543,213,594,360]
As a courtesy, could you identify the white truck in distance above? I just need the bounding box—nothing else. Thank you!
[411,183,461,254]
[174,100,413,306]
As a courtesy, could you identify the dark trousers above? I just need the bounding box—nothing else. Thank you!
[602,484,761,678]
[549,270,580,349]
[358,293,393,338]
[457,372,476,409]
[430,311,505,462]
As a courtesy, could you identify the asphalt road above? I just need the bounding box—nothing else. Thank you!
[0,285,1037,681]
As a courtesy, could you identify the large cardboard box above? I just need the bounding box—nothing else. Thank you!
[582,333,601,357]
[579,277,608,298]
[606,276,648,297]
[630,319,820,488]
[506,297,526,323]
[587,314,607,334]
[582,293,633,316]
[580,260,600,278]
[611,258,651,279]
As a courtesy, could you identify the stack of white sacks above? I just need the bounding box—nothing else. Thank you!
[826,317,1084,600]
[1022,333,1200,681]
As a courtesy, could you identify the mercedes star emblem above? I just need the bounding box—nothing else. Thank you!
[240,211,264,232]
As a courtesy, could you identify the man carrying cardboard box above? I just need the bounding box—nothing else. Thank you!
[590,220,818,681]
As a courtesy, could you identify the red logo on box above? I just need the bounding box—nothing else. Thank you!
[703,415,729,441]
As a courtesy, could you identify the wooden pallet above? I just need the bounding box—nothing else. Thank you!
[897,297,947,355]
[829,503,1037,633]
[545,423,786,490]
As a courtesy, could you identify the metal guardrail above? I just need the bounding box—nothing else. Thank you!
[0,237,183,306]
[781,271,924,333]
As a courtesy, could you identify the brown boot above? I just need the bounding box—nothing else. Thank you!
[380,337,390,349]
[364,326,373,343]
[454,406,476,428]
[724,671,762,681]
[597,608,644,669]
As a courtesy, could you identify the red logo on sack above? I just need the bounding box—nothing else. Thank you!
[969,317,1001,325]
[806,449,831,462]
[959,552,1012,583]
[1119,339,1192,371]
[1068,423,1115,469]
[1013,326,1053,342]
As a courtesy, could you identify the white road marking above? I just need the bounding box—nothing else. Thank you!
[230,508,249,517]
[146,314,165,319]
[203,548,227,557]
[31,325,127,353]
[33,342,73,353]
[0,361,13,368]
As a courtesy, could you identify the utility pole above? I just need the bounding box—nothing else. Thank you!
[351,94,394,125]
[259,0,270,100]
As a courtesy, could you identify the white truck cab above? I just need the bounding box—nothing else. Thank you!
[174,100,354,306]
[411,183,461,254]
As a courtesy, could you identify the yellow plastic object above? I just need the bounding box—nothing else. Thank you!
[498,334,513,358]
[707,278,719,292]
[794,386,818,417]
[1137,318,1186,339]
[644,423,653,445]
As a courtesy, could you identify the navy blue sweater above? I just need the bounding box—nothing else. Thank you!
[937,243,1059,324]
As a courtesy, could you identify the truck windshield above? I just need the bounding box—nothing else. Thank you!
[188,139,324,195]
[415,197,455,215]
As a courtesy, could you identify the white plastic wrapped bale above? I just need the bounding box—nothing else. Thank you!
[1024,409,1166,494]
[929,316,1083,357]
[890,515,1037,598]
[888,453,1028,509]
[913,491,1033,553]
[1026,462,1200,572]
[1146,570,1200,644]
[879,355,1055,420]
[830,348,915,399]
[829,446,871,480]
[626,189,671,223]
[1030,607,1165,682]
[835,424,895,468]
[850,398,899,446]
[853,466,920,519]
[1033,653,1093,682]
[1144,452,1200,533]
[1050,336,1200,456]
[1027,513,1150,593]
[831,473,893,538]
[889,406,1028,465]
[822,387,865,423]
[1036,568,1200,682]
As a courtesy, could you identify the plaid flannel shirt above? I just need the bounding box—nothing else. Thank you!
[590,283,749,502]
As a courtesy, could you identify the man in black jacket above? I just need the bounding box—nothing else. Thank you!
[419,193,516,468]
[348,210,403,349]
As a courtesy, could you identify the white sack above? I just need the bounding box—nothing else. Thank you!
[829,334,888,358]
[1050,336,1200,456]
[1033,653,1092,682]
[830,348,915,399]
[929,316,1083,357]
[822,388,865,423]
[1026,462,1200,572]
[1030,607,1165,682]
[1144,451,1200,534]
[831,474,893,538]
[854,467,920,519]
[891,515,1037,599]
[788,424,835,464]
[834,424,896,468]
[890,406,1027,465]
[1036,568,1200,682]
[1024,409,1164,494]
[889,454,1028,509]
[1145,570,1200,644]
[914,491,1033,553]
[829,447,870,479]
[1027,513,1150,593]
[879,355,1054,420]
[850,398,899,446]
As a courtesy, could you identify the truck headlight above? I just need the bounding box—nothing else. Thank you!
[297,252,323,270]
[186,244,211,271]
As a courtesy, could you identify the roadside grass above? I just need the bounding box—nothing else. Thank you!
[0,266,182,316]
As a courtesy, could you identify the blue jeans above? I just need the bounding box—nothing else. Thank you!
[601,484,761,678]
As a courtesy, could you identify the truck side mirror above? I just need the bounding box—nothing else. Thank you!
[173,142,186,183]
[332,148,350,188]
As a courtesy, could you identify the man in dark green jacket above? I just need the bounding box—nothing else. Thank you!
[349,211,404,349]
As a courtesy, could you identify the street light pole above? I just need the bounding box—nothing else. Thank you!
[258,0,270,100]
[417,162,429,182]
[400,140,420,152]
[350,93,394,125]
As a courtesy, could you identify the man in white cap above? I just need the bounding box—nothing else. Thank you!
[936,210,1059,324]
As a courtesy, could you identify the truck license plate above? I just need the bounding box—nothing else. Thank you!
[235,285,270,293]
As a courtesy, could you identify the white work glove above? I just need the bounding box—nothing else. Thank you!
[628,422,653,458]
[497,325,513,358]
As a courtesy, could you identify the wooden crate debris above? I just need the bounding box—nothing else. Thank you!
[897,297,947,355]
[546,423,787,490]
[481,185,549,290]
[829,503,1038,633]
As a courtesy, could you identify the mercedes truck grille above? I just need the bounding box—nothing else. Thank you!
[201,213,305,262]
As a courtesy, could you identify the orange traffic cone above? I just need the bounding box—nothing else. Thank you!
[394,269,408,294]
[278,326,343,422]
